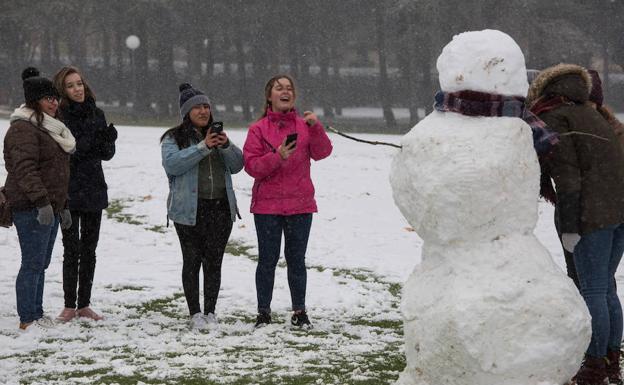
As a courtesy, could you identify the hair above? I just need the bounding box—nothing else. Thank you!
[25,99,45,127]
[53,66,96,110]
[258,74,296,120]
[159,113,214,148]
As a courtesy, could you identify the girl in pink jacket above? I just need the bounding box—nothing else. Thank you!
[243,74,332,329]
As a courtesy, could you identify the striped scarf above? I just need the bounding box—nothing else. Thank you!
[434,90,559,157]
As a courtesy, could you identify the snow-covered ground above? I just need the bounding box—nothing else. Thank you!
[0,119,616,384]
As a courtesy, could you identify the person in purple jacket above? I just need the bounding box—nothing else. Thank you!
[243,74,332,329]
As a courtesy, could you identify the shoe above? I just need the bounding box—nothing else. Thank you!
[57,307,77,322]
[190,312,208,330]
[291,310,312,329]
[202,313,219,328]
[19,322,33,330]
[574,355,609,385]
[77,307,104,321]
[607,349,623,385]
[254,312,271,328]
[36,315,56,328]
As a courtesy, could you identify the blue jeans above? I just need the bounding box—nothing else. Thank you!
[254,214,312,313]
[574,223,624,357]
[13,209,60,324]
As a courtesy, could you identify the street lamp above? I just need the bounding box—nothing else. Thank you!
[125,35,141,118]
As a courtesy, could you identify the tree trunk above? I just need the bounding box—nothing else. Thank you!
[375,4,396,130]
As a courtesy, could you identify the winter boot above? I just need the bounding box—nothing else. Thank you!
[607,349,623,385]
[574,355,609,385]
[290,310,312,329]
[254,311,271,328]
[77,307,104,321]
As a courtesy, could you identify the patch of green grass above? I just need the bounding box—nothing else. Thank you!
[107,285,148,292]
[127,292,186,319]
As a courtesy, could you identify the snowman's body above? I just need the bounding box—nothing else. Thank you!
[390,30,590,385]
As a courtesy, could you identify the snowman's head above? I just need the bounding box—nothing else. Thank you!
[436,30,528,97]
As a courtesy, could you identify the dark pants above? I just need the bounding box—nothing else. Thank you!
[174,199,233,316]
[13,209,59,323]
[61,210,102,309]
[254,213,312,313]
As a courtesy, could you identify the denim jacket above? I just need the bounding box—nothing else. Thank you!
[161,135,243,226]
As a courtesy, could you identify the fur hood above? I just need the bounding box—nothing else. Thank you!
[526,63,592,106]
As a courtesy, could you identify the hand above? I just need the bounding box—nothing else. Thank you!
[562,233,581,253]
[204,131,220,148]
[303,111,318,126]
[278,136,297,160]
[36,204,54,226]
[60,209,72,230]
[216,132,229,147]
[104,123,118,141]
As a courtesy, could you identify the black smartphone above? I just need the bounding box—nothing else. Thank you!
[210,121,224,134]
[285,133,298,147]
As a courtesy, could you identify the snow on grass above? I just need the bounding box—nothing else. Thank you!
[0,120,612,384]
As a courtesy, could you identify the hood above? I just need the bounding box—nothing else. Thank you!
[526,63,592,106]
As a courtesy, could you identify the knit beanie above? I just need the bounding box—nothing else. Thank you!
[587,69,604,107]
[22,67,59,103]
[178,83,211,118]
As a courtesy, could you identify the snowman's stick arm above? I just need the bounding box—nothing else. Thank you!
[326,126,402,149]
[559,131,609,141]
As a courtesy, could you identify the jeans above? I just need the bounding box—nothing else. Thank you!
[574,223,624,357]
[254,213,312,313]
[174,199,232,316]
[13,209,60,324]
[61,210,102,309]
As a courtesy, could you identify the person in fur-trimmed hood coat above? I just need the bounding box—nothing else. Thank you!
[528,63,624,385]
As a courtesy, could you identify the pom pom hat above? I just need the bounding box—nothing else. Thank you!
[178,83,211,118]
[21,67,59,103]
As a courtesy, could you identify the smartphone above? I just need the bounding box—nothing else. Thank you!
[285,133,298,147]
[210,121,224,134]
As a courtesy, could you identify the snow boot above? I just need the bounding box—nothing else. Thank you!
[607,349,623,385]
[574,355,609,385]
[57,307,77,322]
[77,306,104,321]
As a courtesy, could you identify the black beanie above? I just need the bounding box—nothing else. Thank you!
[22,67,59,103]
[178,83,211,118]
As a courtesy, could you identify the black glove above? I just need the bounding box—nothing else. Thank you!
[36,204,54,226]
[99,123,118,142]
[60,209,72,230]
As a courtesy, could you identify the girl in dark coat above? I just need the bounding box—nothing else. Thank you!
[53,66,117,322]
[528,64,624,385]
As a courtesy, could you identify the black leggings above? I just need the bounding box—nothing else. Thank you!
[174,199,233,316]
[61,210,102,309]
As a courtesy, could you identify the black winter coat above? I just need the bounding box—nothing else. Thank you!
[59,98,117,211]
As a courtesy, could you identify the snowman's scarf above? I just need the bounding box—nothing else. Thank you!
[434,90,559,157]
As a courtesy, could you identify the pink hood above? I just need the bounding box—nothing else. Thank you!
[243,109,332,215]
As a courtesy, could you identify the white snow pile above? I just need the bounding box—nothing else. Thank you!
[390,29,591,385]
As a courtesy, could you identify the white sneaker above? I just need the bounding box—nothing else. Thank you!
[202,313,219,329]
[35,315,56,329]
[190,312,208,330]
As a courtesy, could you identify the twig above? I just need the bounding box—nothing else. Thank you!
[326,126,402,149]
[559,131,609,141]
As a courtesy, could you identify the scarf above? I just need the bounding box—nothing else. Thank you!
[434,90,560,157]
[10,105,76,154]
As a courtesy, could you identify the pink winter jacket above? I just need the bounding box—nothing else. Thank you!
[243,109,332,215]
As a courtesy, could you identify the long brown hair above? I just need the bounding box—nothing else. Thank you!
[258,74,296,120]
[24,100,45,127]
[53,66,96,110]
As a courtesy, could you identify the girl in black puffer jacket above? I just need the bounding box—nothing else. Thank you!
[53,66,117,322]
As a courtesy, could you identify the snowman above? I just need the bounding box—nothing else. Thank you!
[390,30,591,385]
